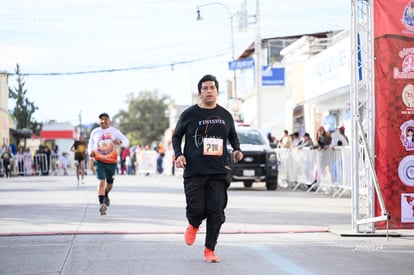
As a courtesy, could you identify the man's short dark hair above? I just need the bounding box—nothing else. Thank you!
[197,74,219,93]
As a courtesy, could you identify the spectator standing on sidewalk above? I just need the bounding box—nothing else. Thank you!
[42,143,51,175]
[267,132,277,147]
[23,148,33,176]
[291,132,300,148]
[16,146,25,176]
[51,144,59,176]
[296,132,315,185]
[338,126,349,144]
[315,126,331,150]
[330,127,349,149]
[157,142,166,174]
[310,126,333,189]
[172,74,243,263]
[297,133,314,149]
[279,130,292,149]
[120,147,130,175]
[1,146,13,178]
[33,145,46,175]
[88,112,129,216]
[125,153,132,175]
[59,153,69,175]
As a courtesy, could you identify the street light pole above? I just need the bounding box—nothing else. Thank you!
[255,0,262,128]
[196,2,237,98]
[78,110,82,137]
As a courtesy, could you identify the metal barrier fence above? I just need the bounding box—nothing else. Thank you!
[0,153,70,178]
[0,159,9,177]
[32,153,49,175]
[2,150,172,178]
[11,153,34,176]
[276,147,352,197]
[50,153,60,176]
[137,151,158,175]
[135,150,182,177]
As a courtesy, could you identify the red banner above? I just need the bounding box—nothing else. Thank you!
[374,0,414,229]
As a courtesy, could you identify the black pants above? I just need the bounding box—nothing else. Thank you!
[2,160,11,178]
[183,174,229,250]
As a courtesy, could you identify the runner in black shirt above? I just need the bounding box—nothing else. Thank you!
[172,74,243,263]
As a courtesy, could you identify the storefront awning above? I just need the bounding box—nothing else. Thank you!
[40,130,74,139]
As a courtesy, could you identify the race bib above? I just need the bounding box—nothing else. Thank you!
[203,137,223,156]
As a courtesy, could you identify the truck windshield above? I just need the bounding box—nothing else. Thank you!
[237,129,267,145]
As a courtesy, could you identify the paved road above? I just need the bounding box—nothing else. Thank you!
[0,174,413,275]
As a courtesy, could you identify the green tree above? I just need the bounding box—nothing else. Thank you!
[8,64,42,136]
[114,90,169,146]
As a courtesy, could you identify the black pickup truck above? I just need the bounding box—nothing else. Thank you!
[228,125,279,190]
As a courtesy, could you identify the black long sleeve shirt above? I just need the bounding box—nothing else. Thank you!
[172,104,241,178]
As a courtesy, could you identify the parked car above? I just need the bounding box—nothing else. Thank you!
[228,124,279,190]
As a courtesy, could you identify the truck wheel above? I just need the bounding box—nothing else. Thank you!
[266,178,278,190]
[243,181,253,188]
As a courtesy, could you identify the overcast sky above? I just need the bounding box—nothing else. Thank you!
[1,0,351,125]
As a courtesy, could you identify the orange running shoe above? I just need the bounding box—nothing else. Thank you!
[184,224,199,245]
[204,247,220,263]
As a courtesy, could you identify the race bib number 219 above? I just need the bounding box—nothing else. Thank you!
[203,137,223,156]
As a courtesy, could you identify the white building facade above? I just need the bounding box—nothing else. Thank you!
[234,30,351,141]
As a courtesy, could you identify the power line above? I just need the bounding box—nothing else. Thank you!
[13,50,232,77]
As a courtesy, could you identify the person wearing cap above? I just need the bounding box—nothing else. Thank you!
[338,126,349,144]
[172,74,243,263]
[87,112,129,216]
[297,132,314,149]
[330,127,349,149]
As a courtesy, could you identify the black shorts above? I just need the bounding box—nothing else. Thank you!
[75,153,86,162]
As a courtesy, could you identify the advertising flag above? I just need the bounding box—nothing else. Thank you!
[374,0,414,229]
